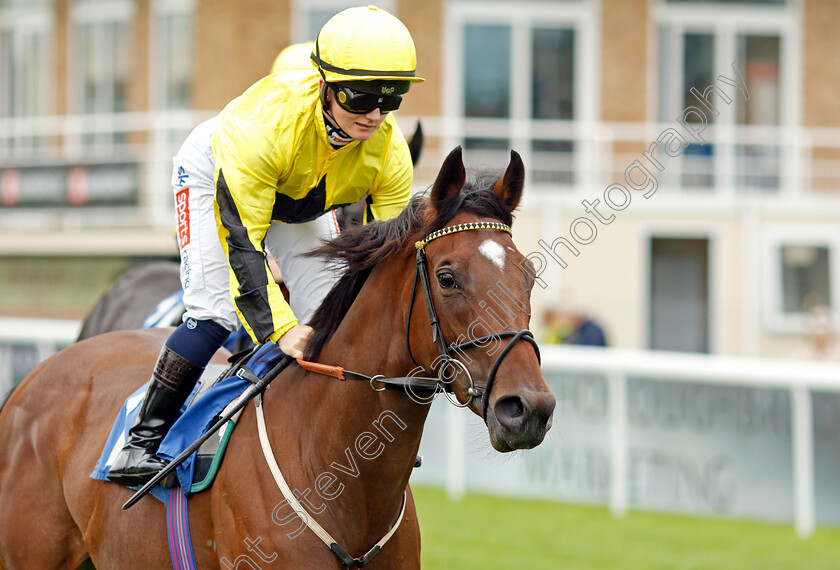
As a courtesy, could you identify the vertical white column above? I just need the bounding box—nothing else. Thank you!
[609,368,627,518]
[445,402,466,501]
[0,346,11,396]
[791,385,815,538]
[739,206,760,356]
[35,342,57,368]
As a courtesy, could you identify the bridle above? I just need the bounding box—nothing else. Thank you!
[406,220,541,420]
[295,218,543,421]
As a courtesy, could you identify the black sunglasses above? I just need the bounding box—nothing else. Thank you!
[329,84,402,114]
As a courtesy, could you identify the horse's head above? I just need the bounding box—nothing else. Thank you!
[410,147,556,451]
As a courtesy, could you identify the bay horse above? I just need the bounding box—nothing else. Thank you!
[0,146,555,569]
[76,261,183,340]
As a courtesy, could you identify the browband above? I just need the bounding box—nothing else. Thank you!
[415,221,512,250]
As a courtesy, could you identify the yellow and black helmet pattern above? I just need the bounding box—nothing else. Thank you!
[310,5,425,87]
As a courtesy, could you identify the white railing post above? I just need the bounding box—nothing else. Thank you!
[0,346,11,396]
[445,401,466,501]
[791,385,815,538]
[609,367,628,518]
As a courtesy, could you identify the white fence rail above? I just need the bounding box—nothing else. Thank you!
[2,319,839,537]
[550,345,840,536]
[0,317,79,393]
[415,344,840,538]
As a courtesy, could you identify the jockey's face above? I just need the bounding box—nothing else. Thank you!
[323,82,387,141]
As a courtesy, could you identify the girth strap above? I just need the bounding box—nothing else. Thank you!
[254,393,406,568]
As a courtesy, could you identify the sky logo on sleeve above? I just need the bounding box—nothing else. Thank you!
[176,166,189,188]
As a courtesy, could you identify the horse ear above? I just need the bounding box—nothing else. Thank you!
[492,150,525,212]
[431,146,466,212]
[408,121,424,165]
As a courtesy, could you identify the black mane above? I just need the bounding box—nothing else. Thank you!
[303,171,516,360]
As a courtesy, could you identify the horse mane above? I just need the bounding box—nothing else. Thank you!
[303,169,516,360]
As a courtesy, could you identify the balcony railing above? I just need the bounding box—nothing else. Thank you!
[2,112,840,234]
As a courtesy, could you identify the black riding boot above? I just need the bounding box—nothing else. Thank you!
[106,347,203,486]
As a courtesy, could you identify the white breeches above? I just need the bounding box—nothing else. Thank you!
[170,116,340,333]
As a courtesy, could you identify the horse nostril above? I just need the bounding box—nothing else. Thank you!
[505,398,525,418]
[494,395,527,427]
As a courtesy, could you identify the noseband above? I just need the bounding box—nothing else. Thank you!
[406,221,541,420]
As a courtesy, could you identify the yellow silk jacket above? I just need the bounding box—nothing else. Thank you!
[211,72,412,344]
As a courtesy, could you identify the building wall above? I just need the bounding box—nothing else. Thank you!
[601,0,648,122]
[1,0,839,360]
[187,1,439,114]
[55,0,69,116]
[129,0,149,113]
[397,0,442,119]
[803,0,840,128]
[193,0,291,110]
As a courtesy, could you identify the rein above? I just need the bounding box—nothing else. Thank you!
[294,359,440,395]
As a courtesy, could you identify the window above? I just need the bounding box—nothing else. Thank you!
[448,2,594,190]
[291,0,397,43]
[765,232,840,332]
[0,0,52,154]
[649,237,710,353]
[666,0,785,4]
[464,24,511,119]
[152,0,195,110]
[780,246,830,314]
[2,0,50,5]
[657,1,795,194]
[70,0,134,148]
[735,34,780,190]
[681,33,715,188]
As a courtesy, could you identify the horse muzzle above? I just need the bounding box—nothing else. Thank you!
[485,387,555,452]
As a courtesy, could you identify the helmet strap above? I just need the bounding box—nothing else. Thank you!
[324,114,353,147]
[315,36,347,138]
[320,84,353,146]
[316,36,329,105]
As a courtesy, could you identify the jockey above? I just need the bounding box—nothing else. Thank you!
[108,5,423,486]
[270,41,316,75]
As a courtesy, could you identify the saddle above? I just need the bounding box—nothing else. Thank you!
[178,364,240,492]
[91,361,251,496]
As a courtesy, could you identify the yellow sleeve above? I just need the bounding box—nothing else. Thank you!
[367,122,413,222]
[213,117,298,344]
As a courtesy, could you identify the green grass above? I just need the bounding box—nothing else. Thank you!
[412,486,840,569]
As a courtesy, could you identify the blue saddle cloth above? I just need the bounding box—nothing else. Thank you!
[90,340,285,496]
[90,370,251,498]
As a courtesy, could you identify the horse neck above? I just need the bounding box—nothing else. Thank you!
[269,253,431,541]
[319,252,430,471]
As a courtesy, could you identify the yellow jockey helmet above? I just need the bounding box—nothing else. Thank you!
[271,42,316,75]
[311,5,424,96]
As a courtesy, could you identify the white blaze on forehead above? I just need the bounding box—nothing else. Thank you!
[479,239,506,271]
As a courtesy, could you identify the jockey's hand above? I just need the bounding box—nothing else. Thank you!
[278,325,313,359]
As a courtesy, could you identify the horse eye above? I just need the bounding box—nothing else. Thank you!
[437,272,458,289]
